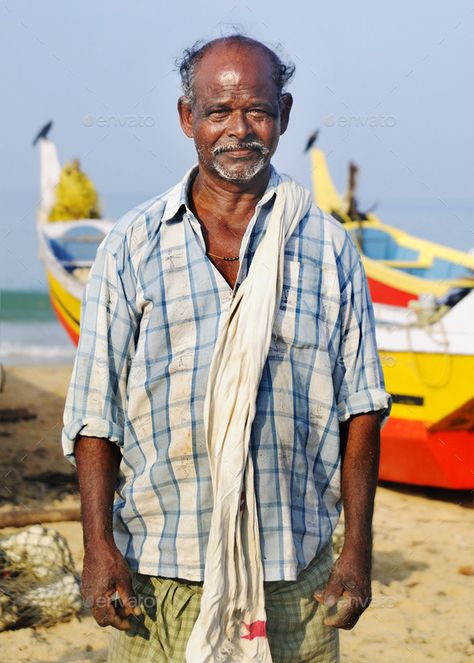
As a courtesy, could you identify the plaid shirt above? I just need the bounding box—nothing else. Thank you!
[62,166,391,581]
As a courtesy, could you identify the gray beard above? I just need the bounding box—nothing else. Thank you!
[211,153,268,183]
[196,142,271,183]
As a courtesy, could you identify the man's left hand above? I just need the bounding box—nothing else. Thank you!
[314,547,372,630]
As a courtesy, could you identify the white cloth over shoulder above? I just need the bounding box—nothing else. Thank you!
[186,178,312,663]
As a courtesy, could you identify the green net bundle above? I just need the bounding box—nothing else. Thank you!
[0,525,82,630]
[48,158,101,222]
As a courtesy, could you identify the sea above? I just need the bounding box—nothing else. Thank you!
[1,194,472,366]
[0,291,76,365]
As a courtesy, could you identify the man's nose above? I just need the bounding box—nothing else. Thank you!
[227,111,252,140]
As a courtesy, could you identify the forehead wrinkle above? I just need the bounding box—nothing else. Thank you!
[197,76,278,110]
[202,84,275,103]
[199,73,274,95]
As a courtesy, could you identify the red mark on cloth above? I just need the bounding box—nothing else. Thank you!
[239,491,245,512]
[241,620,267,640]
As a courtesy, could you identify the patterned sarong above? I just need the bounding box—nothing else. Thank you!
[107,543,339,663]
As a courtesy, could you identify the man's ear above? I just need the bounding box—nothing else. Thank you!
[178,96,194,138]
[279,93,293,135]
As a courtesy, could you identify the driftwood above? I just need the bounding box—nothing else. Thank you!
[0,408,37,423]
[0,506,81,529]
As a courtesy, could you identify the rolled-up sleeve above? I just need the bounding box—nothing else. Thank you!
[62,240,139,465]
[334,241,392,426]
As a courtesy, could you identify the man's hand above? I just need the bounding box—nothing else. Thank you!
[81,541,141,631]
[314,547,372,630]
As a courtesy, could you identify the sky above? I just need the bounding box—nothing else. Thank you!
[1,0,473,290]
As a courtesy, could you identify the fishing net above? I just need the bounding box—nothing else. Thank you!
[48,158,101,222]
[0,525,82,631]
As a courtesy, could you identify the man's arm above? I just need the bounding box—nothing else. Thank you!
[76,435,141,630]
[61,240,143,629]
[313,237,390,628]
[315,411,381,629]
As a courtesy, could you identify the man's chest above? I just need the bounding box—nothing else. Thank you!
[132,225,342,370]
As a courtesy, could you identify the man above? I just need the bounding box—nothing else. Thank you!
[62,35,391,663]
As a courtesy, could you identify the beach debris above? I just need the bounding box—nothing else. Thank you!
[48,158,101,222]
[0,408,37,423]
[0,524,82,630]
[24,470,78,491]
[457,565,474,576]
[0,505,81,529]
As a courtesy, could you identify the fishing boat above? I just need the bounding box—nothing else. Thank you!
[376,294,473,489]
[311,146,474,489]
[34,124,114,344]
[310,148,474,307]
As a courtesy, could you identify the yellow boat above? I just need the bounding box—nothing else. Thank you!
[311,147,474,488]
[35,125,114,345]
[311,148,474,307]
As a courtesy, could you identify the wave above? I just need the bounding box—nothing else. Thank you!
[0,341,75,359]
[0,320,75,364]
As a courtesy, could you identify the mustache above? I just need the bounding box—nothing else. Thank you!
[212,141,270,157]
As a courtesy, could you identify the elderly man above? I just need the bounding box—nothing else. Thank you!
[62,35,390,663]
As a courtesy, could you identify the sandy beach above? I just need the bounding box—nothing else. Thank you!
[0,364,472,662]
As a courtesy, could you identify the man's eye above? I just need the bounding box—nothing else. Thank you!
[248,109,270,119]
[209,110,230,119]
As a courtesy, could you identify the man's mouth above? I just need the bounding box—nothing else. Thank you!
[224,148,255,157]
[212,142,268,158]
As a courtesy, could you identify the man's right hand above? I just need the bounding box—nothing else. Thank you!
[81,542,142,630]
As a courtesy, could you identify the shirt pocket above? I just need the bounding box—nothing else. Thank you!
[320,263,340,326]
[272,259,318,351]
[272,260,300,345]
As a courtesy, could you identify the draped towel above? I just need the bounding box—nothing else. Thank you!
[185,177,312,663]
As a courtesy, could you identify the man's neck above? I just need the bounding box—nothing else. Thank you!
[190,164,271,233]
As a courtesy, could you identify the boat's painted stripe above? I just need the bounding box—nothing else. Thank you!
[47,270,82,324]
[391,394,424,406]
[50,285,80,327]
[50,293,79,346]
[367,276,417,307]
[363,255,473,299]
[47,269,81,346]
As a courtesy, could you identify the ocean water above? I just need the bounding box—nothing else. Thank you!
[0,291,76,365]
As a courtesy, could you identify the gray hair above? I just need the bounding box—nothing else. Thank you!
[176,34,295,106]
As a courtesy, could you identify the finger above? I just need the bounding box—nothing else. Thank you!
[116,582,142,618]
[108,612,133,631]
[323,592,364,630]
[313,573,344,608]
[92,600,117,628]
[96,610,132,631]
[93,593,133,630]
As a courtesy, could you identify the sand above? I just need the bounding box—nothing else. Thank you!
[0,364,473,662]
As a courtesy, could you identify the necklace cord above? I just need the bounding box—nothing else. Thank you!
[207,251,240,262]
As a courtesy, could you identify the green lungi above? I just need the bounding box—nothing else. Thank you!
[107,543,339,663]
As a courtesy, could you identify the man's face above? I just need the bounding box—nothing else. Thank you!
[179,43,292,185]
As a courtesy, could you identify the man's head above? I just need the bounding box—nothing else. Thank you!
[177,35,295,186]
